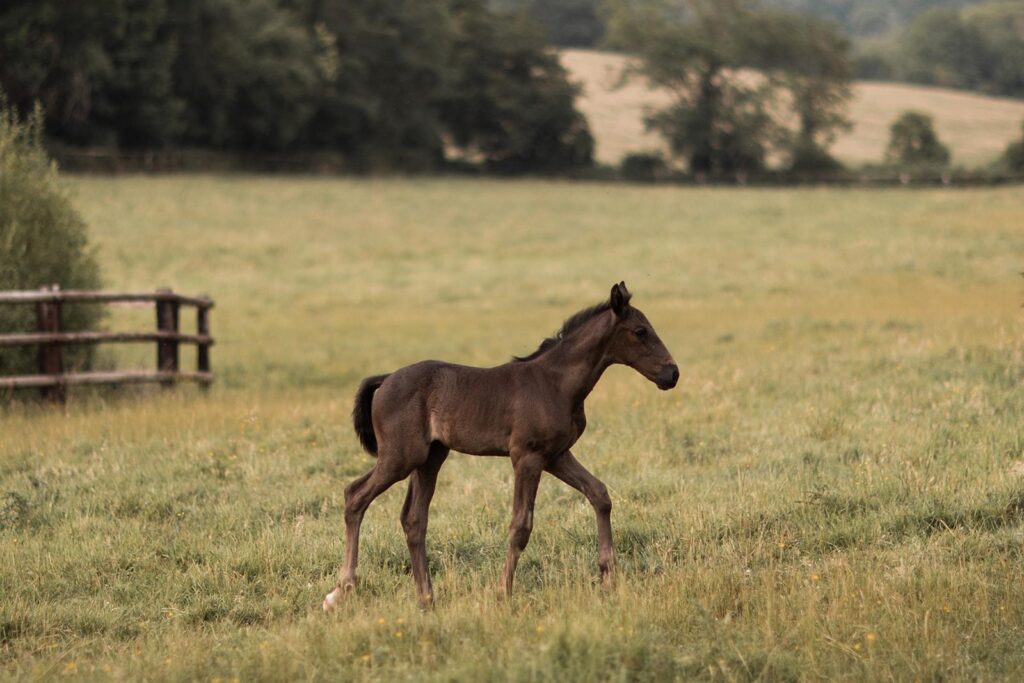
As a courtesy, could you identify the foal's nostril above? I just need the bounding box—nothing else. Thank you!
[656,363,679,390]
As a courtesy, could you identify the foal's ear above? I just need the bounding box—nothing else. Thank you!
[610,282,631,318]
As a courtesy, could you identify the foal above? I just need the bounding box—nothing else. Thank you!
[323,282,678,610]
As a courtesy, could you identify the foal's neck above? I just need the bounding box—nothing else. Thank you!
[539,311,615,404]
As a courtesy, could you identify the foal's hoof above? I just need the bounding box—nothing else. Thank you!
[322,583,356,613]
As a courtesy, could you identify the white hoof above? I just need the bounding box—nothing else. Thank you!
[322,587,342,613]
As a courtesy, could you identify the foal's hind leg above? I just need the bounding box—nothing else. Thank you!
[546,450,615,588]
[400,443,449,606]
[323,459,410,612]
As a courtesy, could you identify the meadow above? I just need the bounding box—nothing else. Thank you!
[1,176,1023,681]
[561,49,1024,167]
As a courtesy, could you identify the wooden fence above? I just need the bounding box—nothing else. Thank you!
[0,287,213,402]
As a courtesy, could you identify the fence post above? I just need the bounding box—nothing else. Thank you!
[36,284,65,403]
[155,288,180,387]
[197,297,211,391]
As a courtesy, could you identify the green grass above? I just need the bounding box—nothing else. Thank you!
[2,176,1023,681]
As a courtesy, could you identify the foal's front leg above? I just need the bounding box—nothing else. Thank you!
[546,450,615,588]
[501,452,546,598]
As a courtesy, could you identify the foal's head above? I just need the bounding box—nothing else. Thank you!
[605,282,678,390]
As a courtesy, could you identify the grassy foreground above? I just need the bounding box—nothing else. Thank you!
[2,177,1023,681]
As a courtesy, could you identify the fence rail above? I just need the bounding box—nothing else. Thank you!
[0,286,214,401]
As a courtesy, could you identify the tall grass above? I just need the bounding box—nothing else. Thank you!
[1,177,1022,680]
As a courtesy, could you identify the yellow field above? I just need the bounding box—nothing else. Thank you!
[1,176,1023,680]
[560,49,1024,167]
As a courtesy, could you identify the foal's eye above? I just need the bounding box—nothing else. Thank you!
[634,327,648,339]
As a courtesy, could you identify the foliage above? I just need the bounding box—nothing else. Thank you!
[1001,120,1024,172]
[0,101,103,378]
[0,0,593,172]
[619,151,668,181]
[441,1,593,172]
[172,0,319,151]
[900,8,991,91]
[854,1,1024,98]
[765,0,995,38]
[3,175,1024,678]
[885,111,952,166]
[493,0,605,47]
[605,0,851,176]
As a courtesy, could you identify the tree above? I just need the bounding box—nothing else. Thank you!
[900,8,991,91]
[102,0,182,147]
[741,9,852,171]
[0,0,183,147]
[605,0,768,175]
[885,111,951,166]
[0,100,103,379]
[1001,120,1024,173]
[0,1,122,144]
[965,1,1024,97]
[172,0,319,150]
[441,1,593,172]
[605,0,851,176]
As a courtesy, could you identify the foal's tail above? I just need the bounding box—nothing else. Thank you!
[352,374,390,456]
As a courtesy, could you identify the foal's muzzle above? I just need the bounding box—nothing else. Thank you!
[656,363,679,390]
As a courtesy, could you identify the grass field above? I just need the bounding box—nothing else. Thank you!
[2,176,1024,681]
[560,49,1024,167]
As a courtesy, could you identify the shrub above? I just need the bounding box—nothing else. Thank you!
[1001,120,1024,173]
[787,137,844,176]
[884,111,951,167]
[620,152,668,183]
[0,101,104,379]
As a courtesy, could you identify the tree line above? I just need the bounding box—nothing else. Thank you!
[502,0,1023,99]
[0,0,593,172]
[2,0,1020,177]
[855,2,1024,98]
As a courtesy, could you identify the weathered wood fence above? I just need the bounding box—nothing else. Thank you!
[0,286,214,402]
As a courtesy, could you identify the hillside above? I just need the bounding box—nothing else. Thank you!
[560,49,1024,168]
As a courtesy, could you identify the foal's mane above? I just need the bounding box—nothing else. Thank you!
[513,291,630,362]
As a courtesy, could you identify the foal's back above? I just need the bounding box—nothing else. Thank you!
[373,360,524,457]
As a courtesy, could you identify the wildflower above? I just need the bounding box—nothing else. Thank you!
[853,643,862,652]
[810,574,820,583]
[359,654,371,664]
[63,661,77,674]
[377,617,386,625]
[536,624,545,634]
[866,632,877,643]
[394,631,404,639]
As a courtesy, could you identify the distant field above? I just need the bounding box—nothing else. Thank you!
[2,176,1023,680]
[561,49,1024,167]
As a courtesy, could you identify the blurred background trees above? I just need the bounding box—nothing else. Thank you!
[884,111,951,167]
[0,0,1019,175]
[604,0,852,176]
[0,0,594,171]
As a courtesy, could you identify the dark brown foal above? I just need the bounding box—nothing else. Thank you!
[323,282,677,611]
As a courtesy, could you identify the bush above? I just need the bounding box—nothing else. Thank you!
[787,137,844,176]
[620,152,668,183]
[0,101,104,379]
[1001,120,1024,173]
[885,111,951,167]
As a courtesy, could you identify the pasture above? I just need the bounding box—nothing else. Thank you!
[2,176,1023,681]
[561,49,1024,167]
